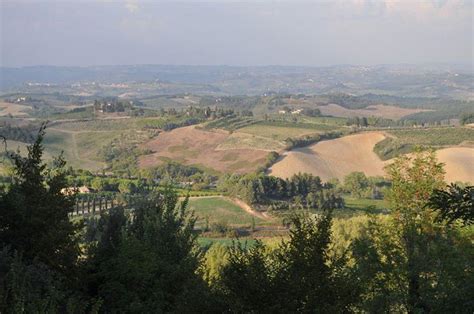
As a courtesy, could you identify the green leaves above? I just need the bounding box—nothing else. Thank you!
[428,184,474,225]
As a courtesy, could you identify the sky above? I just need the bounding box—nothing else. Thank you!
[0,0,472,67]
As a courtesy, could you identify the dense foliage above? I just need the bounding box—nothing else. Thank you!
[219,173,344,211]
[428,183,474,225]
[0,121,38,143]
[285,130,344,149]
[216,212,357,312]
[460,112,474,125]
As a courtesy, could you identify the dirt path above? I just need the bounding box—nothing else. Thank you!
[184,195,272,221]
[227,197,271,221]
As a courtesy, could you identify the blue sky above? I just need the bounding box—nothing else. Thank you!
[1,0,472,67]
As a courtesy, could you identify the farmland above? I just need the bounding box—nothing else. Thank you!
[374,127,474,160]
[187,196,267,229]
[315,103,430,120]
[237,122,331,142]
[270,132,388,181]
[0,102,31,117]
[139,125,270,174]
[436,147,474,183]
[271,129,474,183]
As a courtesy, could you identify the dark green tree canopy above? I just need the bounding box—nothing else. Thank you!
[428,183,474,225]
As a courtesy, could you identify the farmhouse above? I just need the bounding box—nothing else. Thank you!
[61,186,95,195]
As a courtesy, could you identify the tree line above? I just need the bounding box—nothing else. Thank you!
[218,172,344,211]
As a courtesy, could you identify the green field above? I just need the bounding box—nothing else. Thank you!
[217,133,286,151]
[53,118,142,131]
[198,237,259,248]
[265,113,347,127]
[187,196,265,228]
[237,120,343,142]
[343,197,389,214]
[203,116,258,131]
[388,127,474,146]
[238,124,320,141]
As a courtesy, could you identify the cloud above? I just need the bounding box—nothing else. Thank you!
[125,0,139,13]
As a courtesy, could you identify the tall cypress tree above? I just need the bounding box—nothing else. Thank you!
[0,123,81,273]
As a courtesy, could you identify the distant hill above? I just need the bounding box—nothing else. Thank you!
[1,64,472,99]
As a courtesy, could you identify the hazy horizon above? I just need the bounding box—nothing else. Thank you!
[1,62,472,69]
[1,0,472,68]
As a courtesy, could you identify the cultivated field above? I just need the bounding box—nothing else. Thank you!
[188,196,266,229]
[139,125,269,173]
[216,132,286,152]
[375,127,474,160]
[43,129,105,171]
[436,147,474,183]
[270,132,388,180]
[270,130,474,183]
[0,102,31,117]
[316,104,429,120]
[237,123,321,141]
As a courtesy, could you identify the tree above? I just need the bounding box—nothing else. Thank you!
[118,180,136,194]
[384,149,444,312]
[0,124,91,311]
[218,212,357,312]
[344,171,369,198]
[0,123,81,272]
[361,117,368,127]
[89,189,211,312]
[428,183,474,225]
[352,149,474,313]
[91,177,106,191]
[460,112,474,125]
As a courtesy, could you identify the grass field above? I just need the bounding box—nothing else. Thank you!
[238,124,320,141]
[187,197,266,229]
[217,132,286,151]
[387,127,474,146]
[296,115,348,126]
[53,118,140,131]
[203,116,258,131]
[43,129,105,170]
[344,197,389,213]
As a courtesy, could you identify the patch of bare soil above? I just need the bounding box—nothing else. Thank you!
[436,147,474,183]
[138,125,269,174]
[270,132,388,181]
[0,102,31,116]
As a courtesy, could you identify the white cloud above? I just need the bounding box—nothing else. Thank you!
[125,0,139,13]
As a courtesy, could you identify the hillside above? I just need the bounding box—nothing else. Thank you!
[269,132,388,181]
[270,131,474,183]
[139,125,270,174]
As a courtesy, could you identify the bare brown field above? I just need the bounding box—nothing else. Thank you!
[317,104,429,120]
[269,132,388,181]
[436,147,474,183]
[0,102,31,116]
[270,131,474,183]
[139,126,269,173]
